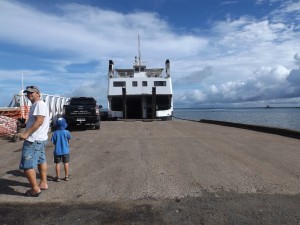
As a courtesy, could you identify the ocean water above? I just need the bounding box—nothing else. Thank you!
[173,108,300,132]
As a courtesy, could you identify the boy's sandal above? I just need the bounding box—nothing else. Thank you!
[64,175,71,181]
[53,177,60,182]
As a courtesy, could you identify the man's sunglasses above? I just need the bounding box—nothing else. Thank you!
[26,86,38,89]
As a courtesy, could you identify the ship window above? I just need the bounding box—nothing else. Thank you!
[113,81,126,87]
[135,67,139,72]
[132,81,138,87]
[142,81,147,86]
[154,81,166,86]
[141,67,145,72]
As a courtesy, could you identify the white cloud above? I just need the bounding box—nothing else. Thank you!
[174,66,212,86]
[176,64,295,107]
[0,1,207,63]
[1,0,300,107]
[176,89,206,103]
[287,68,300,85]
[269,1,300,23]
[220,1,239,6]
[280,1,300,13]
[294,53,300,66]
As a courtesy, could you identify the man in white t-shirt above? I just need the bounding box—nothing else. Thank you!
[19,86,50,197]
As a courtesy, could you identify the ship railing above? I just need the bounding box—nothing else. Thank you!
[114,72,166,78]
[146,72,163,78]
[112,69,168,78]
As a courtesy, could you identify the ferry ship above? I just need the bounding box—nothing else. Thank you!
[107,38,173,120]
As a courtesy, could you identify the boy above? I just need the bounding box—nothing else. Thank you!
[51,118,72,182]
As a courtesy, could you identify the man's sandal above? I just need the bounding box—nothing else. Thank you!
[24,189,41,197]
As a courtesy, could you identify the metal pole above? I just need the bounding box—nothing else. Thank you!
[122,87,127,119]
[152,87,156,119]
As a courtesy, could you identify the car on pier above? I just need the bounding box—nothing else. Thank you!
[63,97,101,130]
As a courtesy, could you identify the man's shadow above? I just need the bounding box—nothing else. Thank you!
[0,170,29,196]
[0,170,54,196]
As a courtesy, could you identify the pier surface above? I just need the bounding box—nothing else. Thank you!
[0,120,299,224]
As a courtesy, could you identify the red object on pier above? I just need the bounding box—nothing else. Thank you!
[0,115,17,138]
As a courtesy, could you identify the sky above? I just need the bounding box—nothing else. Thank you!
[1,0,300,108]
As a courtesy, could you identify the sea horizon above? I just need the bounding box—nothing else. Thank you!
[173,107,300,132]
[174,106,300,109]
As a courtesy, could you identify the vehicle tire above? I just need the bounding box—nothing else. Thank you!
[95,121,100,130]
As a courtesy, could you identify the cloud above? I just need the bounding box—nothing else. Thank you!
[1,0,300,108]
[174,66,212,86]
[285,53,300,96]
[269,1,300,24]
[220,1,239,6]
[287,68,300,84]
[0,1,207,62]
[279,1,300,14]
[294,53,300,65]
[176,64,296,107]
[214,19,292,53]
[255,0,286,5]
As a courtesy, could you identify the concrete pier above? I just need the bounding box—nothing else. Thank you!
[0,120,299,224]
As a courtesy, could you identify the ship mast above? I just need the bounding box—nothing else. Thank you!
[22,72,24,91]
[134,34,146,72]
[138,34,141,66]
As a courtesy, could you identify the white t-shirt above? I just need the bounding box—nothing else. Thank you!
[26,100,50,142]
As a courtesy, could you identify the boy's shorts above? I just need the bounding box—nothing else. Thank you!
[54,154,70,164]
[19,140,47,170]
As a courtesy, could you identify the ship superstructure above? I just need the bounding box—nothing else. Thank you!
[107,38,173,120]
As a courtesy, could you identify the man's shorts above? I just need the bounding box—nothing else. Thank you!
[19,140,47,170]
[54,154,70,164]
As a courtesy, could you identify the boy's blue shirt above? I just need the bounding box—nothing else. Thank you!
[51,129,71,155]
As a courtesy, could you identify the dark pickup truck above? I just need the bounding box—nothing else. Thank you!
[63,97,100,129]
